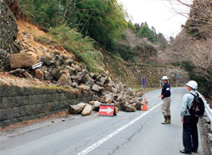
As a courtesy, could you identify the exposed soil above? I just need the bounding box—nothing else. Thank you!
[16,20,76,59]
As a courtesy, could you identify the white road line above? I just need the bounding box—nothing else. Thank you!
[77,102,162,155]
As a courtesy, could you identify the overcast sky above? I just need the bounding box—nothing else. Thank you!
[117,0,190,39]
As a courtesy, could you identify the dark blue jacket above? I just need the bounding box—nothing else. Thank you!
[161,83,171,99]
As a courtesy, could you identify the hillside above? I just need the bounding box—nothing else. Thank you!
[157,0,212,100]
[5,19,188,89]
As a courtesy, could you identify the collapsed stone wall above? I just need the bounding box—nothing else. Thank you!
[0,0,19,71]
[0,85,92,127]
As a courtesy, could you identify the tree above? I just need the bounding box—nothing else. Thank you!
[134,23,141,32]
[138,24,156,43]
[151,26,157,42]
[128,21,136,32]
[168,0,212,39]
[18,0,59,28]
[67,0,127,51]
[157,33,168,50]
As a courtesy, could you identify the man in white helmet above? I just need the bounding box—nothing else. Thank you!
[180,80,200,154]
[160,76,171,124]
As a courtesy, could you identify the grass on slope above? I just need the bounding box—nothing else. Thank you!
[48,24,104,72]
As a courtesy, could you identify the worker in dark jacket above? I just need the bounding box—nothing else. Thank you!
[160,76,171,124]
[180,80,200,154]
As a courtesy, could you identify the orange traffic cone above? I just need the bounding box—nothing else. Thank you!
[141,98,148,111]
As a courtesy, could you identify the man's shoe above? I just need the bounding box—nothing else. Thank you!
[161,121,168,124]
[166,117,171,124]
[192,147,197,153]
[180,149,192,154]
[167,115,171,123]
[161,116,168,124]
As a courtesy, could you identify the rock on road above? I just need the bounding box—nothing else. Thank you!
[0,88,204,155]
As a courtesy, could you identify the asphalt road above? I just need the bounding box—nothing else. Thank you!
[0,88,204,155]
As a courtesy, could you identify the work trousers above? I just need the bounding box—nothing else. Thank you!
[161,97,171,116]
[183,116,199,152]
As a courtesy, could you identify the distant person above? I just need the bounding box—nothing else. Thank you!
[180,80,205,154]
[160,76,171,124]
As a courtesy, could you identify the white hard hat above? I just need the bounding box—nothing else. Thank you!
[162,76,168,80]
[186,80,198,90]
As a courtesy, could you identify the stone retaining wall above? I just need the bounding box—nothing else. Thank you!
[0,0,19,71]
[104,53,189,88]
[127,64,189,87]
[0,85,92,127]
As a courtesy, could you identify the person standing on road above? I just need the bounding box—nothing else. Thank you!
[180,80,201,154]
[160,76,171,124]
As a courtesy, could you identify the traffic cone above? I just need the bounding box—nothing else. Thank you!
[141,98,148,111]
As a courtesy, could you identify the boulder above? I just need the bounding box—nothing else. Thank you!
[85,74,95,86]
[125,104,136,112]
[135,91,143,97]
[96,81,105,87]
[9,68,25,75]
[75,65,82,72]
[23,71,33,79]
[50,69,61,81]
[81,104,92,116]
[77,84,90,91]
[68,103,86,114]
[71,75,83,81]
[105,84,113,92]
[116,82,124,93]
[66,66,76,75]
[93,101,101,111]
[130,98,141,104]
[124,89,133,96]
[90,73,97,79]
[72,82,78,88]
[34,69,44,81]
[130,98,143,110]
[92,84,103,92]
[43,71,54,81]
[105,93,114,104]
[58,74,69,85]
[111,87,118,94]
[100,76,109,85]
[65,58,74,65]
[72,64,82,72]
[93,95,102,102]
[89,101,95,105]
[9,52,38,69]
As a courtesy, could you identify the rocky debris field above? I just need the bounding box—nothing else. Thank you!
[5,29,145,116]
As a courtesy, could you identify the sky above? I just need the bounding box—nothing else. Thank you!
[117,0,191,39]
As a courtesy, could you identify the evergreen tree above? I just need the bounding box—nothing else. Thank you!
[138,24,156,43]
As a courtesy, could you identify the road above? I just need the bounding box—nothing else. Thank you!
[0,88,204,155]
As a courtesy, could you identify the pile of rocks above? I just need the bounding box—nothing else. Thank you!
[68,80,144,115]
[9,51,144,114]
[7,31,145,115]
[8,50,78,83]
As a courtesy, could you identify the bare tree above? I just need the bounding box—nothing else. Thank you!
[168,0,212,38]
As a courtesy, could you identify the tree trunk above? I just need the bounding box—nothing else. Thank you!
[61,0,73,24]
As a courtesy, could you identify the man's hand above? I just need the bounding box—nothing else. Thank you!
[181,118,184,123]
[159,95,163,99]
